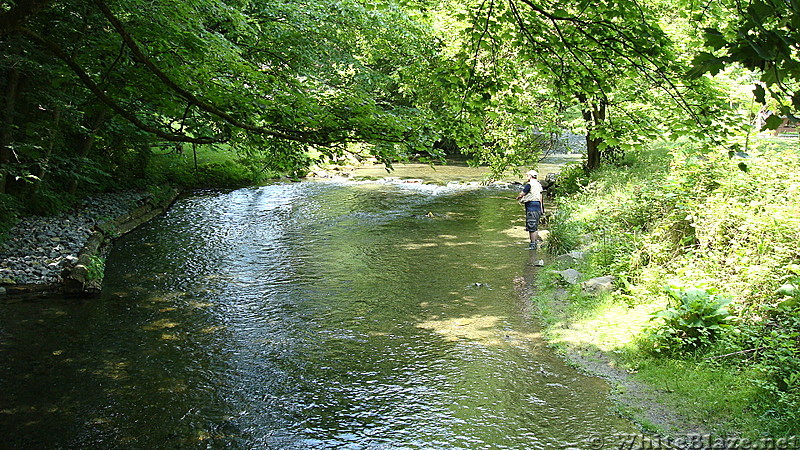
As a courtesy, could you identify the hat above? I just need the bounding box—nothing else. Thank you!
[525,170,538,178]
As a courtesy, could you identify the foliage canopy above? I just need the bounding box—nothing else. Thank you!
[0,0,796,212]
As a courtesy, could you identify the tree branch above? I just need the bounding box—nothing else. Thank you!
[92,0,336,146]
[706,347,765,360]
[19,27,224,144]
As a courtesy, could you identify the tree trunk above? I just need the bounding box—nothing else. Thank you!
[68,109,108,196]
[1,67,21,195]
[577,94,607,172]
[585,134,601,172]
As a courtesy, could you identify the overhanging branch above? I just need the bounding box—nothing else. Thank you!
[92,0,337,146]
[20,27,224,144]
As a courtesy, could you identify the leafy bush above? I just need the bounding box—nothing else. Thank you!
[86,255,106,281]
[25,188,76,216]
[543,204,585,254]
[751,266,800,432]
[588,229,640,280]
[644,287,734,354]
[551,162,588,196]
[193,161,258,187]
[145,155,266,189]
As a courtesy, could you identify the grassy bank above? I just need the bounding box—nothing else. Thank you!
[0,146,282,240]
[534,137,800,437]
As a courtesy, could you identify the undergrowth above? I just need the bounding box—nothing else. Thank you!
[536,137,800,437]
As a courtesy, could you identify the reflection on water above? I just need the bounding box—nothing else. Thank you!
[0,178,637,448]
[348,153,583,185]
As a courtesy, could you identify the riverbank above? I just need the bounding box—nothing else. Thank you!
[532,138,800,438]
[528,282,715,437]
[0,190,178,297]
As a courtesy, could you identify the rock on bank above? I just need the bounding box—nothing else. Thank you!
[0,189,180,298]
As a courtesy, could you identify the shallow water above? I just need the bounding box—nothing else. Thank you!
[0,176,638,448]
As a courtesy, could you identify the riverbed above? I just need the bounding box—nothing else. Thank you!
[0,166,640,447]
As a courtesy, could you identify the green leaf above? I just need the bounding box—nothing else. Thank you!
[777,296,799,310]
[689,53,727,77]
[776,283,799,297]
[703,28,728,50]
[753,85,767,104]
[729,150,750,159]
[748,0,773,22]
[765,114,784,130]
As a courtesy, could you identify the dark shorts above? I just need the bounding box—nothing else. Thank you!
[525,202,542,232]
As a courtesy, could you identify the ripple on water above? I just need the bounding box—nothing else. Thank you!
[0,181,638,448]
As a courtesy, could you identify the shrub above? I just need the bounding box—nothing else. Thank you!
[86,255,106,281]
[588,229,640,280]
[193,160,257,187]
[551,162,588,197]
[748,266,800,433]
[543,204,585,254]
[25,188,76,216]
[644,287,734,354]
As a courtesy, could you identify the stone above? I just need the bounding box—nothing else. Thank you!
[555,251,585,264]
[554,268,582,285]
[581,276,616,295]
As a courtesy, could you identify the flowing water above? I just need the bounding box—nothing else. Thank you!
[0,170,640,448]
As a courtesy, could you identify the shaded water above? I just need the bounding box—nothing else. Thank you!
[0,178,638,448]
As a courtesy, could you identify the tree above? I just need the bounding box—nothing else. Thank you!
[450,0,728,172]
[0,0,448,204]
[688,0,800,123]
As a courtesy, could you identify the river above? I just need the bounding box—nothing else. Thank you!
[0,165,640,448]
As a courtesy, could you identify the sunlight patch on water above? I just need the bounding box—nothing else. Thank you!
[501,223,530,241]
[0,179,640,448]
[416,314,543,347]
[397,242,439,250]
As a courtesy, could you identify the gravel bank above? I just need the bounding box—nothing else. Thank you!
[0,192,150,286]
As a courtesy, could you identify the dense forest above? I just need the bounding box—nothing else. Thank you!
[3,0,795,220]
[2,0,799,437]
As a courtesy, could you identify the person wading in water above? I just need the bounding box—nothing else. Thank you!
[516,170,544,250]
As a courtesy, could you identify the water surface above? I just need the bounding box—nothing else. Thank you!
[0,179,637,448]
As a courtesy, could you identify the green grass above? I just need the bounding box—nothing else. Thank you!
[531,137,800,437]
[144,145,278,188]
[631,359,763,433]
